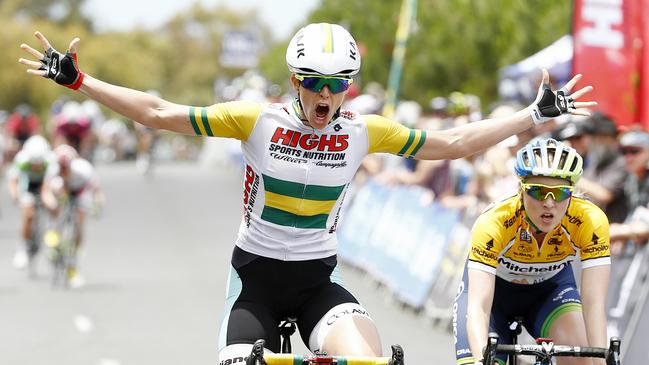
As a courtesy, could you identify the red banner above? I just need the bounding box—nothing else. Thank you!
[640,0,649,130]
[573,0,643,129]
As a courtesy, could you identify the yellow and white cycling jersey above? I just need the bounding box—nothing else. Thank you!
[468,195,610,284]
[190,100,426,261]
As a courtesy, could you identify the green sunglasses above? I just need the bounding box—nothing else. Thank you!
[295,74,353,94]
[521,183,574,202]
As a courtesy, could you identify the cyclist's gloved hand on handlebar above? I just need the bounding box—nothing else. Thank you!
[18,31,84,90]
[529,68,597,125]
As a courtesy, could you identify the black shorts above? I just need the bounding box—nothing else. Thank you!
[27,180,43,194]
[218,246,359,352]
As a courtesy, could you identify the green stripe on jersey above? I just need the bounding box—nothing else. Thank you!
[397,130,416,156]
[188,107,201,135]
[261,206,329,229]
[409,130,427,157]
[262,175,345,201]
[200,107,214,136]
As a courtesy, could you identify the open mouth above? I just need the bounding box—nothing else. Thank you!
[315,104,330,119]
[541,213,554,223]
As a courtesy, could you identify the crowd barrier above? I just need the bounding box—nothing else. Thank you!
[338,180,470,310]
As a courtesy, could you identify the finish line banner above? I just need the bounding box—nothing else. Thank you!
[572,0,643,128]
[338,181,460,308]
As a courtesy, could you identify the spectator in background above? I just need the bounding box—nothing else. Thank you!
[474,105,522,204]
[619,131,649,215]
[609,131,649,247]
[374,100,454,205]
[583,114,627,222]
[556,115,627,223]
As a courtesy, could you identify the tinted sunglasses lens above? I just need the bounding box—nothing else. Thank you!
[299,77,323,92]
[525,186,572,202]
[327,78,351,93]
[300,77,350,93]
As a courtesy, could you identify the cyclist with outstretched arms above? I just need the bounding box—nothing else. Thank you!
[454,138,610,365]
[19,24,596,362]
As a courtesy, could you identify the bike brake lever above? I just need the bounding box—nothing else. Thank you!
[246,339,266,365]
[388,344,404,365]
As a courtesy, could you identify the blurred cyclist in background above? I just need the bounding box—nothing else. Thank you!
[19,24,596,362]
[134,90,162,175]
[53,101,92,157]
[42,144,104,287]
[4,104,41,164]
[80,99,105,161]
[7,135,56,270]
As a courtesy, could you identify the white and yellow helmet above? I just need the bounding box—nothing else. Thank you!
[286,23,360,77]
[514,138,583,184]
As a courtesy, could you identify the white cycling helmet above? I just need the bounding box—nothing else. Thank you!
[286,23,361,77]
[23,135,51,164]
[69,158,94,189]
[514,138,583,184]
[60,101,88,124]
[54,144,79,168]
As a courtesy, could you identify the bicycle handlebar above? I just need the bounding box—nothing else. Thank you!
[492,344,607,358]
[483,333,621,365]
[247,340,404,365]
[262,354,392,365]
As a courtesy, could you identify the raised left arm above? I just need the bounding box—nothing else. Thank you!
[414,70,596,160]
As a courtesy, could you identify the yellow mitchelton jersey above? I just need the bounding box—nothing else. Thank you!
[188,100,427,261]
[468,195,611,284]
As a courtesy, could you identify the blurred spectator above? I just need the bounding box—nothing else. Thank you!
[375,158,452,205]
[374,110,452,205]
[473,105,521,203]
[619,131,649,211]
[97,118,133,162]
[609,131,649,246]
[556,114,627,222]
[343,82,385,115]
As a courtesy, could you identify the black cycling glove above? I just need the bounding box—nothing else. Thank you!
[39,46,85,90]
[530,83,574,125]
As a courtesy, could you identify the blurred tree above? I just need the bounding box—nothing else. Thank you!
[2,0,93,28]
[259,0,571,110]
[157,3,272,105]
[1,0,571,121]
[0,2,271,121]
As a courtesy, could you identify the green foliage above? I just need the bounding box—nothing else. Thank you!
[1,1,272,119]
[1,0,571,120]
[259,0,572,109]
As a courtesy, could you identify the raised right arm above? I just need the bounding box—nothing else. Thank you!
[18,31,194,135]
[79,75,193,134]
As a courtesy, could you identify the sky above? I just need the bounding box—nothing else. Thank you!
[82,0,320,40]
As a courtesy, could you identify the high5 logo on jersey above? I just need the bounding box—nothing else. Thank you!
[271,127,349,152]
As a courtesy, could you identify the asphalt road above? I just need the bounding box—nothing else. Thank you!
[0,161,455,365]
